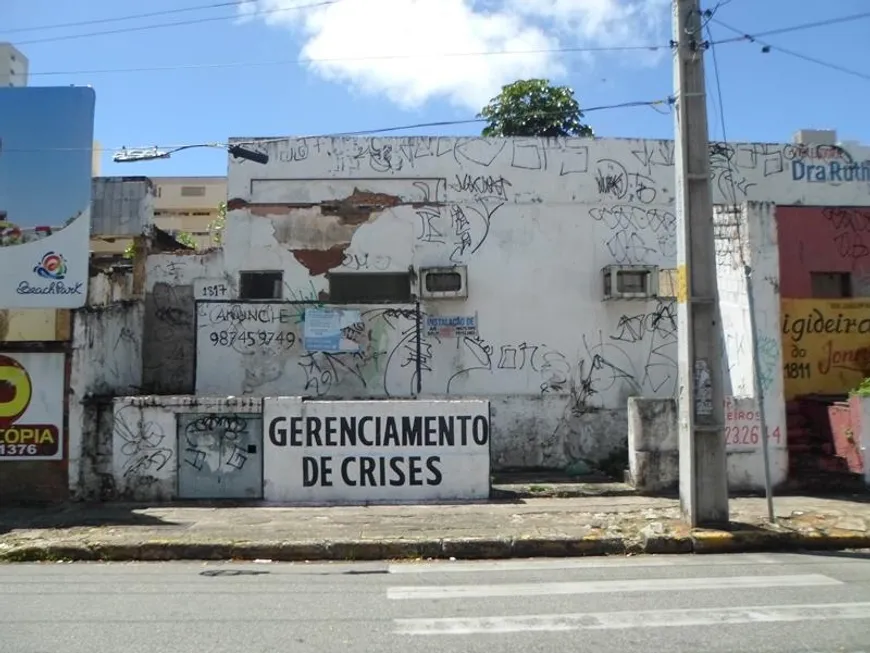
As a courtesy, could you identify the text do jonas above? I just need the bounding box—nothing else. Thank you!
[269,414,489,448]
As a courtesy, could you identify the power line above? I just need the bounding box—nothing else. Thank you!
[330,99,672,137]
[10,0,338,47]
[0,97,672,154]
[711,17,870,83]
[2,1,251,34]
[709,10,870,46]
[20,8,870,78]
[26,42,667,77]
[704,23,737,199]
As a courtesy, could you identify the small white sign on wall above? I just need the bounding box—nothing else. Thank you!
[263,399,491,503]
[0,352,65,461]
[303,308,362,353]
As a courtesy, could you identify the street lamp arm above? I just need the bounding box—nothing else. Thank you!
[112,142,268,164]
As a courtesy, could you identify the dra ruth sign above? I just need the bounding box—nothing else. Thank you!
[0,353,65,461]
[0,87,96,308]
[263,399,491,503]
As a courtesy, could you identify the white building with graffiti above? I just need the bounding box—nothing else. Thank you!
[58,133,870,504]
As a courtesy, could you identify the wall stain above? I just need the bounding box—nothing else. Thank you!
[320,188,402,225]
[292,245,348,276]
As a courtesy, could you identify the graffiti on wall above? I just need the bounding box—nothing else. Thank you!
[181,414,251,472]
[196,302,423,397]
[207,136,870,443]
[114,405,172,491]
[781,298,870,399]
[144,278,195,394]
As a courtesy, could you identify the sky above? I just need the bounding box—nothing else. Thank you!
[0,86,95,228]
[2,0,869,178]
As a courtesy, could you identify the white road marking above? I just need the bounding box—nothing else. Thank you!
[395,601,870,635]
[387,573,842,600]
[387,554,781,574]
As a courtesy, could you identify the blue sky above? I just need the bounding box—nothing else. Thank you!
[3,0,869,178]
[0,87,94,227]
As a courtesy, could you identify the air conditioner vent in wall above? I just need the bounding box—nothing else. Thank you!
[602,265,659,300]
[419,266,468,299]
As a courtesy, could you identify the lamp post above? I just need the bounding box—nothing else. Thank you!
[112,142,269,164]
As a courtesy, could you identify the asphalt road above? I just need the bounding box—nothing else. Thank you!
[4,552,870,653]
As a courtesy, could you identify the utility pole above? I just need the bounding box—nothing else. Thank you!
[672,0,729,527]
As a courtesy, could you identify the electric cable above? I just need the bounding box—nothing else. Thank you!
[8,0,338,47]
[0,97,673,154]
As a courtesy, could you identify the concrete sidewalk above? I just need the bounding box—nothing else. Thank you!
[2,495,870,562]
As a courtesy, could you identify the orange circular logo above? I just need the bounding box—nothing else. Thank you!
[0,355,32,428]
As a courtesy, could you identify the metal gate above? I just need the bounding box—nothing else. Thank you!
[176,413,263,499]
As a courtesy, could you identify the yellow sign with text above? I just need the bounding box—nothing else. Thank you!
[781,298,870,400]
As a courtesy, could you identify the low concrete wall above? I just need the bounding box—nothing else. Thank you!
[109,396,492,504]
[263,398,491,504]
[111,396,262,501]
[627,397,678,493]
[627,396,788,493]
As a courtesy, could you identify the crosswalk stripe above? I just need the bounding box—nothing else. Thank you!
[387,573,841,600]
[394,601,870,635]
[387,554,781,575]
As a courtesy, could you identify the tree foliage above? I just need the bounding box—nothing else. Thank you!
[478,79,593,138]
[175,231,197,249]
[209,201,227,246]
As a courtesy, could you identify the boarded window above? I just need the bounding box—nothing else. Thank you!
[616,270,649,294]
[329,272,411,303]
[180,186,206,197]
[810,272,851,298]
[425,271,463,293]
[239,271,283,300]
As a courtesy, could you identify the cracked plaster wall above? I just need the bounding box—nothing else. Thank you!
[154,136,870,481]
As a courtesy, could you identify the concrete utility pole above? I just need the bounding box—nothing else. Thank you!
[672,0,729,527]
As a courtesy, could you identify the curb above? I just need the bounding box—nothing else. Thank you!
[3,529,870,563]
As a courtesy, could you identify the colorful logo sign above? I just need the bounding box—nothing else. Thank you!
[0,86,95,308]
[0,354,59,458]
[0,355,32,428]
[34,251,67,280]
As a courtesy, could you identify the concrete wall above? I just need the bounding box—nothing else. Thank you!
[209,136,870,481]
[111,396,263,501]
[63,140,870,499]
[68,269,144,500]
[142,251,224,394]
[109,396,492,503]
[714,202,788,490]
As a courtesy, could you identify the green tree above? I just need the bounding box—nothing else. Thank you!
[209,202,227,247]
[478,79,593,138]
[175,231,197,249]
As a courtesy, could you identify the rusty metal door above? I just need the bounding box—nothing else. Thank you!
[176,413,263,499]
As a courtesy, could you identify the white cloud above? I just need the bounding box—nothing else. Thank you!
[239,0,669,111]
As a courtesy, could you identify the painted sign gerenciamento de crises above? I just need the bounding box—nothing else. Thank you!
[263,399,491,503]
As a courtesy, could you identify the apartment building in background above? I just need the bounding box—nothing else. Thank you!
[150,176,226,249]
[0,43,29,86]
[90,175,227,255]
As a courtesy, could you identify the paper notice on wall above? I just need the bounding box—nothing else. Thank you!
[426,315,478,338]
[303,307,362,353]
